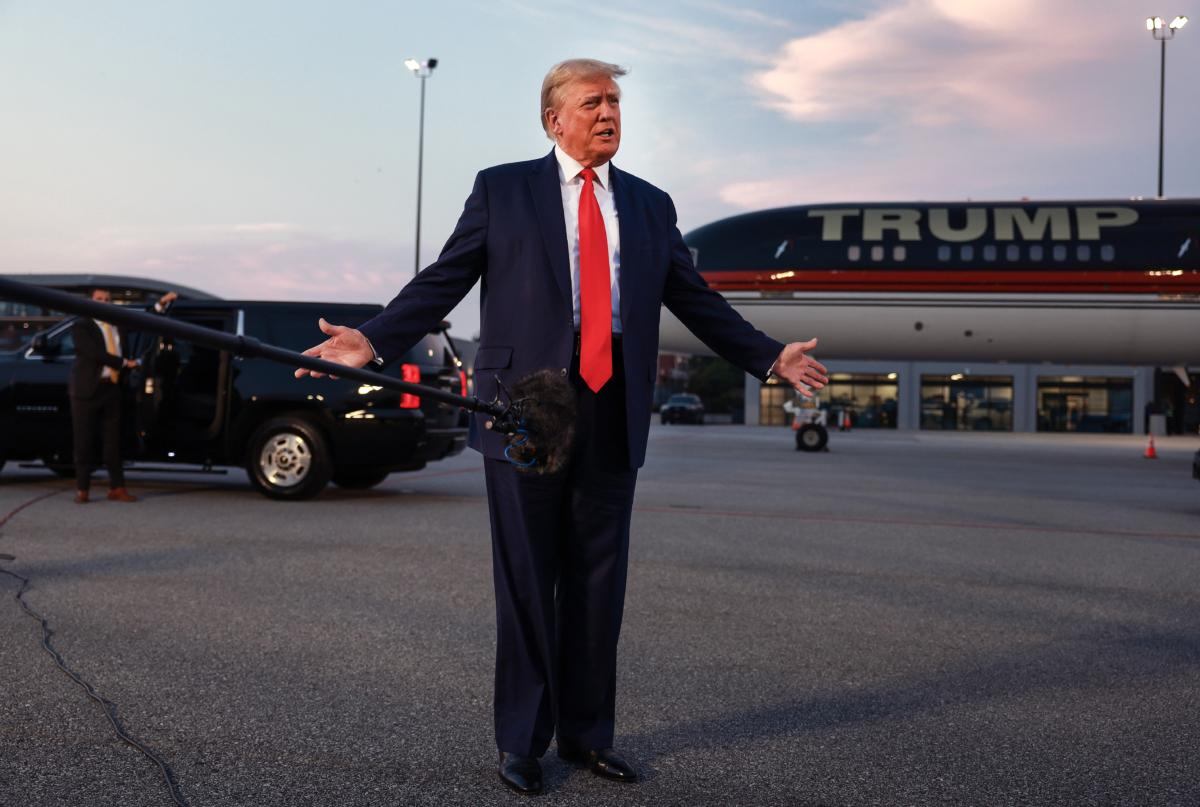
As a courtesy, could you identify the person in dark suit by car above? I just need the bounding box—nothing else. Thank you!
[296,59,828,795]
[70,288,177,503]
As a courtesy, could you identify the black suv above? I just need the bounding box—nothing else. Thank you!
[0,300,468,499]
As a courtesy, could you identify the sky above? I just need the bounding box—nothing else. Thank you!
[2,0,1198,339]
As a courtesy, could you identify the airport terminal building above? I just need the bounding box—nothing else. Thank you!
[668,199,1200,437]
[744,361,1175,435]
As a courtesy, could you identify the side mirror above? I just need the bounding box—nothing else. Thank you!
[30,334,59,357]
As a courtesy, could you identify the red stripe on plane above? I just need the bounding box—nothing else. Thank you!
[700,269,1200,295]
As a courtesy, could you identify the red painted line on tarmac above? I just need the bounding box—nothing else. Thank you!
[1,488,68,529]
[633,504,1200,541]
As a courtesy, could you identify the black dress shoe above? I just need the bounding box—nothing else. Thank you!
[557,743,638,783]
[498,751,542,796]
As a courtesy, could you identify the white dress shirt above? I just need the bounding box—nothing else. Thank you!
[554,145,622,334]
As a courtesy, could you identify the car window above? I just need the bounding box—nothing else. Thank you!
[401,332,455,368]
[265,308,379,353]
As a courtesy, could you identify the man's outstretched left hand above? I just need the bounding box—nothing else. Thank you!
[771,338,828,398]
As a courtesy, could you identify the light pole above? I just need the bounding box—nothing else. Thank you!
[405,57,438,276]
[1146,16,1188,198]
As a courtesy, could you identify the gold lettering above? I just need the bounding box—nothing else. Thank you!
[863,209,921,241]
[928,208,987,242]
[1075,206,1138,240]
[993,207,1071,241]
[807,208,860,241]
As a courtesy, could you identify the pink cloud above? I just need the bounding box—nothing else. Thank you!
[752,0,1129,138]
[719,0,1199,208]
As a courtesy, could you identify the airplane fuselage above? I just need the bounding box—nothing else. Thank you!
[666,199,1200,366]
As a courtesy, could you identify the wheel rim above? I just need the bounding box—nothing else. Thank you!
[259,432,312,488]
[802,430,822,447]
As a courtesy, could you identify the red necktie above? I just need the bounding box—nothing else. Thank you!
[578,167,612,392]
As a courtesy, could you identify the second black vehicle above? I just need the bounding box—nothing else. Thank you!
[659,393,705,425]
[0,300,469,499]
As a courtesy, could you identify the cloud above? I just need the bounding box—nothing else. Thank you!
[713,0,1200,209]
[751,0,1124,136]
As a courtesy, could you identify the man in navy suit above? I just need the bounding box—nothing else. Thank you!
[297,58,828,796]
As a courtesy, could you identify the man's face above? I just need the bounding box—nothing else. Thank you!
[91,289,112,304]
[547,76,621,167]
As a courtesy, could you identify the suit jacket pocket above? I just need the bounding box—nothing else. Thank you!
[474,346,513,370]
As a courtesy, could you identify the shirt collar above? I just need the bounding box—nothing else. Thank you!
[554,144,610,190]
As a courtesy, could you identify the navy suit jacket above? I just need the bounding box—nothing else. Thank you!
[358,149,783,469]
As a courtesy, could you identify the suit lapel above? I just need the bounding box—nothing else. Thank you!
[611,162,636,329]
[527,150,573,308]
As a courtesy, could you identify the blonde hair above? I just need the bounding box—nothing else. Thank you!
[540,59,627,139]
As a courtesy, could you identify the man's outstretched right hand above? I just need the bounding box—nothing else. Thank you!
[294,318,375,378]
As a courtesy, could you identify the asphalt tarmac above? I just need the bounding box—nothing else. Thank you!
[2,426,1199,807]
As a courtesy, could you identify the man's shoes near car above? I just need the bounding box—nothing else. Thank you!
[557,743,638,782]
[497,751,543,796]
[106,488,137,502]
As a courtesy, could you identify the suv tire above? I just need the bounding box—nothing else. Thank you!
[332,468,391,490]
[246,415,332,500]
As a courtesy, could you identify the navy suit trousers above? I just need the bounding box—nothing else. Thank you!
[483,341,638,756]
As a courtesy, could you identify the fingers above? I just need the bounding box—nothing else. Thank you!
[797,337,818,351]
[318,317,347,336]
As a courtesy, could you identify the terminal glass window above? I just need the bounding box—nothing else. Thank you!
[920,375,1014,431]
[1037,376,1133,433]
[759,377,790,426]
[761,373,899,428]
[824,373,899,429]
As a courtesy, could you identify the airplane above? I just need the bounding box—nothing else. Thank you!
[663,199,1200,367]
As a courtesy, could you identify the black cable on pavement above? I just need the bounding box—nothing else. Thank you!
[0,488,190,807]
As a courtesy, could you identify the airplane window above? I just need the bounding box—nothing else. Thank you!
[1053,245,1067,262]
[983,245,997,261]
[847,245,861,261]
[1030,245,1044,260]
[937,245,951,261]
[1101,245,1115,262]
[870,246,884,261]
[892,246,906,261]
[1076,245,1091,261]
[960,245,974,261]
[1006,245,1020,261]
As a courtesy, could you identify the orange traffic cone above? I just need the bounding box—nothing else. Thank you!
[1144,435,1158,459]
[842,410,852,431]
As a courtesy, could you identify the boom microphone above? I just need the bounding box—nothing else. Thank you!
[0,277,575,473]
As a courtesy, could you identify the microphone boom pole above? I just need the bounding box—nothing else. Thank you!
[0,276,503,418]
